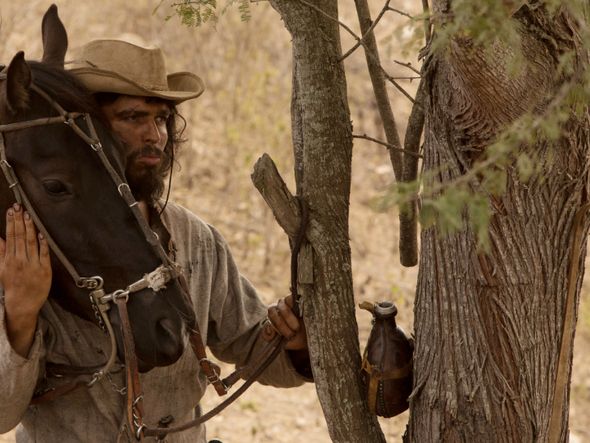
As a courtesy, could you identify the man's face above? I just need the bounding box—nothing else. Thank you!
[101,95,172,203]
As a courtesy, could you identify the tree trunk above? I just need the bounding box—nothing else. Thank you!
[409,4,589,442]
[268,1,385,441]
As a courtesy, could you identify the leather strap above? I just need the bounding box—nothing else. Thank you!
[115,296,145,442]
[30,376,89,405]
[174,272,228,397]
[143,335,284,439]
[361,357,412,380]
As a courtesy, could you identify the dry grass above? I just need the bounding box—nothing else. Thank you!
[0,1,587,441]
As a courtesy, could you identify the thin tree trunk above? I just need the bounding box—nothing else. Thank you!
[409,4,589,442]
[269,1,385,441]
[353,0,420,267]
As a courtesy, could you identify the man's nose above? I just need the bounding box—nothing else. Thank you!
[143,120,164,147]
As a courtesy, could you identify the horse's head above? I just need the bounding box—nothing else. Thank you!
[0,5,194,371]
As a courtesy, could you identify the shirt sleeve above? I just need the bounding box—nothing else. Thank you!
[0,292,44,433]
[204,226,310,388]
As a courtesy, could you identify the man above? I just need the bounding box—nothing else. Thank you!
[0,39,310,442]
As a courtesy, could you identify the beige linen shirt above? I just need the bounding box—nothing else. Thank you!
[0,202,306,442]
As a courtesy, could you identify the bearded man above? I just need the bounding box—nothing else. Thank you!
[0,39,311,442]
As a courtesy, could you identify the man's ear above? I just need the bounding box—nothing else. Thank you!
[3,51,32,116]
[41,4,68,67]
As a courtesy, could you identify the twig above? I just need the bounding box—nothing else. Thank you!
[394,60,421,75]
[340,0,391,62]
[296,0,360,44]
[386,6,414,20]
[381,66,416,104]
[392,76,421,80]
[422,0,431,42]
[297,0,416,106]
[353,134,423,159]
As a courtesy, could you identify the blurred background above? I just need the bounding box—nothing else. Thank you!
[0,1,587,441]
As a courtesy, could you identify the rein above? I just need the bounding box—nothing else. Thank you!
[0,77,311,440]
[142,197,310,440]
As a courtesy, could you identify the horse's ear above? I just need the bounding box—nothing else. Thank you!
[41,4,68,67]
[4,52,32,115]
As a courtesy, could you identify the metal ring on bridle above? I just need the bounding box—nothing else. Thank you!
[76,276,104,290]
[87,370,103,387]
[110,289,129,303]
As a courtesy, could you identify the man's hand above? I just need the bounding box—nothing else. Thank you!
[262,295,307,351]
[1,204,52,357]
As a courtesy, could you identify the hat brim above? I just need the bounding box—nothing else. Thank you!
[70,67,205,104]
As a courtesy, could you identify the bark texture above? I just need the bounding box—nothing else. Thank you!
[408,4,589,442]
[269,1,385,441]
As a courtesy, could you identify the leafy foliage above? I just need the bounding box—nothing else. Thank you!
[156,0,251,27]
[375,0,590,249]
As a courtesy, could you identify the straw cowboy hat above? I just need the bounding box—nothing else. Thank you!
[69,39,204,103]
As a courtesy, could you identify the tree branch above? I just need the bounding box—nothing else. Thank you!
[387,6,414,19]
[354,0,403,180]
[296,0,359,43]
[394,59,422,75]
[251,153,301,239]
[354,0,421,267]
[353,134,423,159]
[421,0,431,43]
[297,0,417,106]
[340,0,391,62]
[381,66,417,104]
[398,79,426,267]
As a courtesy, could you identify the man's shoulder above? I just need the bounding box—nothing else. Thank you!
[159,201,218,242]
[161,200,204,224]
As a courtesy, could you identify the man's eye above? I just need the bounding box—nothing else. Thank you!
[42,180,69,196]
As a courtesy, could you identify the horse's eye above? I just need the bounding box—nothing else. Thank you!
[42,179,69,196]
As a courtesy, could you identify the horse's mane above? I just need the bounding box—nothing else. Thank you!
[28,61,99,115]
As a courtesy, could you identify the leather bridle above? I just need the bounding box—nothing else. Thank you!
[0,75,187,387]
[0,76,298,441]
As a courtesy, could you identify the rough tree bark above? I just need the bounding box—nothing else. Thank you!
[408,3,589,442]
[263,1,386,441]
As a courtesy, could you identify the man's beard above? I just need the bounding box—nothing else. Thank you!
[125,146,170,204]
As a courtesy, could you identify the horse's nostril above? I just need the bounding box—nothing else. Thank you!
[154,317,184,364]
[157,317,177,339]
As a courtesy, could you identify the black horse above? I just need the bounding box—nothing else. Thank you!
[0,6,194,372]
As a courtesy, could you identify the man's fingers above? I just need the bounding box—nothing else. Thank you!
[0,235,5,259]
[268,305,296,340]
[266,297,308,350]
[38,233,50,267]
[277,298,301,332]
[5,207,14,255]
[283,295,295,308]
[12,204,26,258]
[37,233,51,273]
[24,212,39,261]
